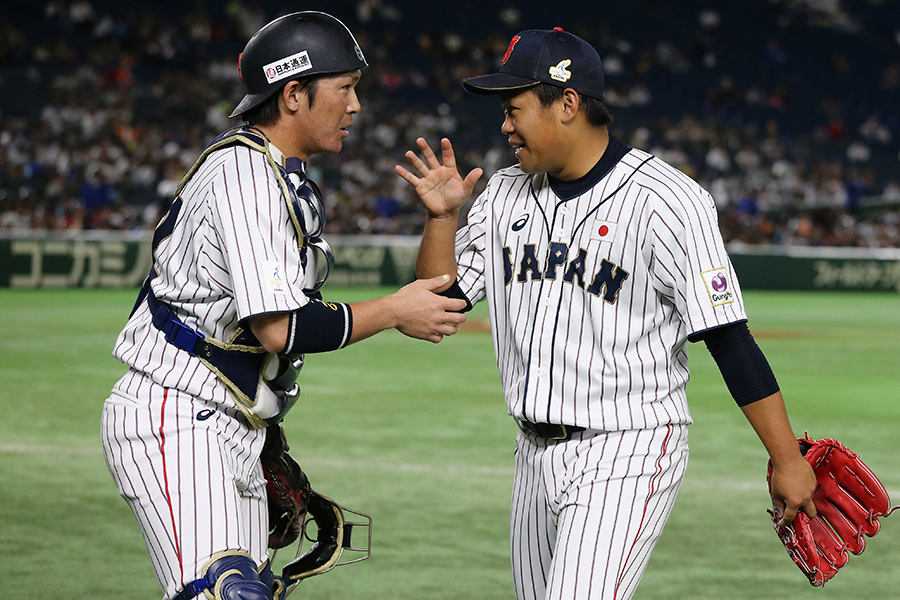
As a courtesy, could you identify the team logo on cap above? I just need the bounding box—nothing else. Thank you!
[549,59,572,82]
[502,36,521,64]
[701,267,735,306]
[263,50,313,84]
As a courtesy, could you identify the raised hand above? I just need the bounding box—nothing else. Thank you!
[395,137,483,218]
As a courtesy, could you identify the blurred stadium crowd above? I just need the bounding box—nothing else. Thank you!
[1,0,899,247]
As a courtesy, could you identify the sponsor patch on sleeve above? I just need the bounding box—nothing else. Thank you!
[263,261,286,294]
[701,267,735,306]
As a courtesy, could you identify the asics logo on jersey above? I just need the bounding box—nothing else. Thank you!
[502,242,630,304]
[512,214,530,231]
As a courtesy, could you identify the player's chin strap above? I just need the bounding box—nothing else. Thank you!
[275,490,373,597]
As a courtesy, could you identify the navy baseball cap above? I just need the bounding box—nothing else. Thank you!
[463,28,604,99]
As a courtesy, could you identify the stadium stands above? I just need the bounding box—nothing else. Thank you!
[1,0,898,246]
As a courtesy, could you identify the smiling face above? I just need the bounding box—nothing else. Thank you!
[498,89,566,176]
[293,70,362,158]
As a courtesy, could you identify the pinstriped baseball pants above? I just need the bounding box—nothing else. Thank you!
[511,424,689,600]
[101,377,268,600]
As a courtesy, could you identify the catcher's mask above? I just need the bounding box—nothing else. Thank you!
[275,490,372,596]
[230,11,367,118]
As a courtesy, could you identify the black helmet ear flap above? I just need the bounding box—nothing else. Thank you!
[280,490,372,585]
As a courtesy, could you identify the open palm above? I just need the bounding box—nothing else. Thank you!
[396,137,483,217]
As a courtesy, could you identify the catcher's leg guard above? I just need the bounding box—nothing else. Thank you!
[258,559,287,600]
[172,551,273,600]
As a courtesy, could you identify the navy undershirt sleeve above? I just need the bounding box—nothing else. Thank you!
[436,278,474,313]
[691,322,780,406]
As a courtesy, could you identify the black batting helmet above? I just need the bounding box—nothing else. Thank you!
[229,11,367,119]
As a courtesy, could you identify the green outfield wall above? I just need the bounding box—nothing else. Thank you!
[2,233,899,292]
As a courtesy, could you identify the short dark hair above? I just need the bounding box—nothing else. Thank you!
[244,76,320,126]
[533,83,613,128]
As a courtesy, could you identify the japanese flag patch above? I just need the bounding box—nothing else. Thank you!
[701,267,735,306]
[591,219,617,243]
[264,261,286,294]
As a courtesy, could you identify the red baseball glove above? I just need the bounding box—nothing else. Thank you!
[767,437,897,586]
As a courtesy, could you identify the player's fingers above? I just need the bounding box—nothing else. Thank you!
[441,310,467,324]
[463,167,484,193]
[771,495,787,527]
[800,497,818,519]
[440,138,457,169]
[403,149,431,177]
[776,496,805,528]
[434,322,461,336]
[394,164,420,186]
[422,273,453,291]
[417,137,442,169]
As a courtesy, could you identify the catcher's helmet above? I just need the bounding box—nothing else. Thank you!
[229,11,367,119]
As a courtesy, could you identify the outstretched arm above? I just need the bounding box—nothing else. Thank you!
[395,138,482,290]
[248,274,467,352]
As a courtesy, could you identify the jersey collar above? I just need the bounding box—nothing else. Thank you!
[548,135,630,201]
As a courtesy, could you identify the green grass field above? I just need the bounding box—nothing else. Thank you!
[1,287,898,599]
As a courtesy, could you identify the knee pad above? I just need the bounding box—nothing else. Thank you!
[172,551,273,600]
[202,552,272,600]
[257,559,287,600]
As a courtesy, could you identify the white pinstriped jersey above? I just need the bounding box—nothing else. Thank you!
[112,142,310,406]
[455,144,747,432]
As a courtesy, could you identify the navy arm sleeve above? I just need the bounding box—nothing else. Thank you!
[282,300,353,354]
[690,322,780,406]
[437,278,474,313]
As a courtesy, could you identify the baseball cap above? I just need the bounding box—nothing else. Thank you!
[463,28,604,99]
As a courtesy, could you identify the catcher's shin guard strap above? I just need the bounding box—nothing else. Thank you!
[172,551,273,600]
[258,559,287,600]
